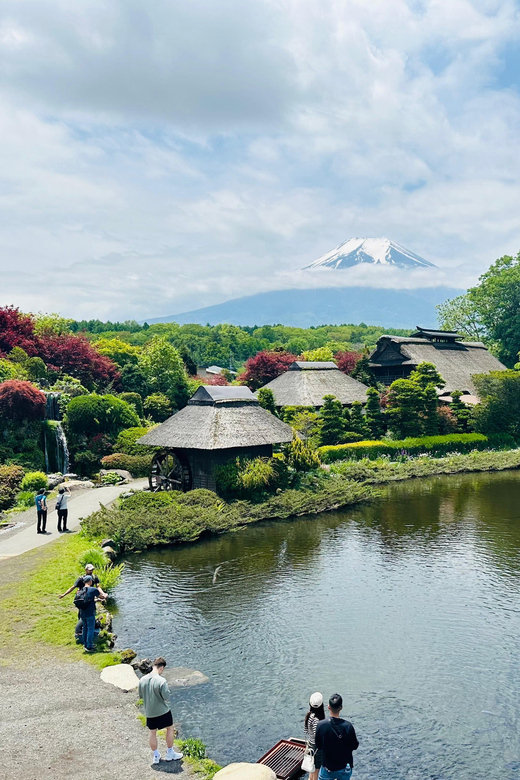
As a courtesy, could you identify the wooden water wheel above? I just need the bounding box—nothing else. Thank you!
[149,450,191,492]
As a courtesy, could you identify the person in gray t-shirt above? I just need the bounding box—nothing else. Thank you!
[138,657,184,765]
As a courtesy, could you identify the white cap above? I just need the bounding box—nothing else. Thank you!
[309,692,323,708]
[85,564,95,571]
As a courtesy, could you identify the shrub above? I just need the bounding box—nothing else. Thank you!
[318,433,512,462]
[285,437,321,472]
[0,380,46,422]
[73,451,100,477]
[78,547,109,569]
[16,490,36,508]
[100,472,123,485]
[239,350,297,390]
[114,426,151,455]
[66,394,140,437]
[143,393,172,422]
[20,471,48,492]
[0,306,38,357]
[0,464,27,509]
[100,453,153,477]
[0,358,26,382]
[215,456,288,500]
[176,739,207,760]
[25,357,48,380]
[119,392,143,417]
[257,387,277,415]
[97,562,125,590]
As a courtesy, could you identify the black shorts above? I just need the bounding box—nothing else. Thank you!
[146,710,173,730]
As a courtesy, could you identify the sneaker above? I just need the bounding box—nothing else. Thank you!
[152,752,161,764]
[165,749,183,761]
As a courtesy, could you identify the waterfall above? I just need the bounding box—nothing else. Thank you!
[43,392,70,474]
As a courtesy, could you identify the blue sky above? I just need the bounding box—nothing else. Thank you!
[1,0,520,320]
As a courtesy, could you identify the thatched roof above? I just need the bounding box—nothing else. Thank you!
[369,335,506,395]
[138,385,293,450]
[259,361,369,407]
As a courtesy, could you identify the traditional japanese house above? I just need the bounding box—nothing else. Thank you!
[137,385,293,493]
[259,361,369,409]
[369,326,505,399]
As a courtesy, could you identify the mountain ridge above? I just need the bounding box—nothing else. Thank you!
[301,237,436,270]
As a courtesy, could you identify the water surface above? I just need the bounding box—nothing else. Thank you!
[113,471,520,779]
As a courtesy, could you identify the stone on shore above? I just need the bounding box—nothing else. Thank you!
[63,479,95,491]
[162,667,210,687]
[214,764,276,780]
[100,664,139,691]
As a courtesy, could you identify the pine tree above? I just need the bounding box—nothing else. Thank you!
[365,387,385,439]
[351,352,376,387]
[257,387,277,416]
[349,401,370,438]
[318,395,346,446]
[450,390,473,432]
[285,436,321,471]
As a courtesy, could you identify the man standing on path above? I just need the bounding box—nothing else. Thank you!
[77,574,107,652]
[56,485,71,532]
[59,563,100,599]
[315,693,359,780]
[139,657,184,765]
[35,489,48,534]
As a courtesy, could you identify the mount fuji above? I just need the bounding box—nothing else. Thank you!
[301,237,436,270]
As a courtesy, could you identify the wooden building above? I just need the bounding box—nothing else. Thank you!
[137,385,293,493]
[259,361,369,409]
[369,326,505,398]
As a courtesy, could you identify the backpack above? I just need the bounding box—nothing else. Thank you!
[74,586,93,611]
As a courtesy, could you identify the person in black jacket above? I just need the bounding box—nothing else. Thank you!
[314,693,359,780]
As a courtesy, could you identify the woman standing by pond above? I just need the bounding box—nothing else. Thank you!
[304,692,325,780]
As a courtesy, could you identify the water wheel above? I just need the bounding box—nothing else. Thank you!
[149,450,191,492]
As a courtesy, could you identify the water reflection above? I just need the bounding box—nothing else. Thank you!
[114,471,520,779]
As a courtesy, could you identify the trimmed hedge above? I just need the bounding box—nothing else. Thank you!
[100,452,153,477]
[318,433,516,462]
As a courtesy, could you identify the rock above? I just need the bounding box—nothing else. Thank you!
[162,667,210,688]
[63,472,78,479]
[46,473,65,489]
[137,658,153,674]
[62,479,94,491]
[99,468,132,483]
[102,547,117,560]
[214,764,276,780]
[100,664,139,691]
[119,648,137,664]
[101,538,118,550]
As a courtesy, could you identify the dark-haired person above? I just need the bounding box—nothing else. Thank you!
[35,489,47,534]
[304,691,325,780]
[56,485,71,532]
[139,657,184,765]
[315,693,359,780]
[79,574,107,652]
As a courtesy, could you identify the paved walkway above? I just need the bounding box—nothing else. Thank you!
[0,479,148,559]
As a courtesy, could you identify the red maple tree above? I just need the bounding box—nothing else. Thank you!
[0,380,46,422]
[335,350,362,375]
[38,334,120,390]
[0,307,38,357]
[239,350,297,390]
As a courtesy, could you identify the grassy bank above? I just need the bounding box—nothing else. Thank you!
[81,448,520,552]
[0,532,121,669]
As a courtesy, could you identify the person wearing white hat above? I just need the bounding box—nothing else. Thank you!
[304,692,325,780]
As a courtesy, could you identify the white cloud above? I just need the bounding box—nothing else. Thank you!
[0,0,520,319]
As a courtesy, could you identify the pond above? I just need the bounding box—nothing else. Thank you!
[113,471,520,779]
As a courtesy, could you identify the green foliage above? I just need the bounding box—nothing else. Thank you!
[437,294,486,340]
[120,363,150,396]
[65,393,140,437]
[94,337,141,367]
[16,490,36,508]
[473,370,520,439]
[257,387,277,415]
[301,346,335,362]
[25,357,47,380]
[365,387,385,439]
[100,472,123,485]
[386,362,445,438]
[351,352,376,386]
[114,426,151,455]
[96,562,125,591]
[409,361,445,390]
[449,391,473,433]
[73,451,100,477]
[118,392,143,417]
[318,433,511,462]
[78,547,110,570]
[0,358,26,382]
[33,312,74,337]
[100,453,153,477]
[8,346,29,365]
[285,436,321,471]
[215,456,288,500]
[176,738,207,760]
[318,395,345,446]
[348,401,370,438]
[20,471,48,492]
[138,336,190,408]
[143,393,172,422]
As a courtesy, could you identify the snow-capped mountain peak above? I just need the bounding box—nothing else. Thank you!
[301,237,436,270]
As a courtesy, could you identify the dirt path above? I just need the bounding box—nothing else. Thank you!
[0,479,148,559]
[0,662,195,780]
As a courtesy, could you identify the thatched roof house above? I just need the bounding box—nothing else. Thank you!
[259,361,369,408]
[138,385,293,492]
[369,326,505,396]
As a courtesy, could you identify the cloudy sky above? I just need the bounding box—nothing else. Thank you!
[1,0,520,320]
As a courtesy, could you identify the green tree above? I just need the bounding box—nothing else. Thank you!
[257,387,277,415]
[365,387,385,439]
[301,346,335,362]
[349,401,370,438]
[25,357,47,381]
[436,295,486,340]
[386,379,424,438]
[450,390,473,433]
[284,436,321,472]
[473,370,520,439]
[138,336,190,409]
[318,395,346,446]
[120,363,149,397]
[409,362,445,391]
[143,393,173,422]
[94,337,141,367]
[351,352,376,386]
